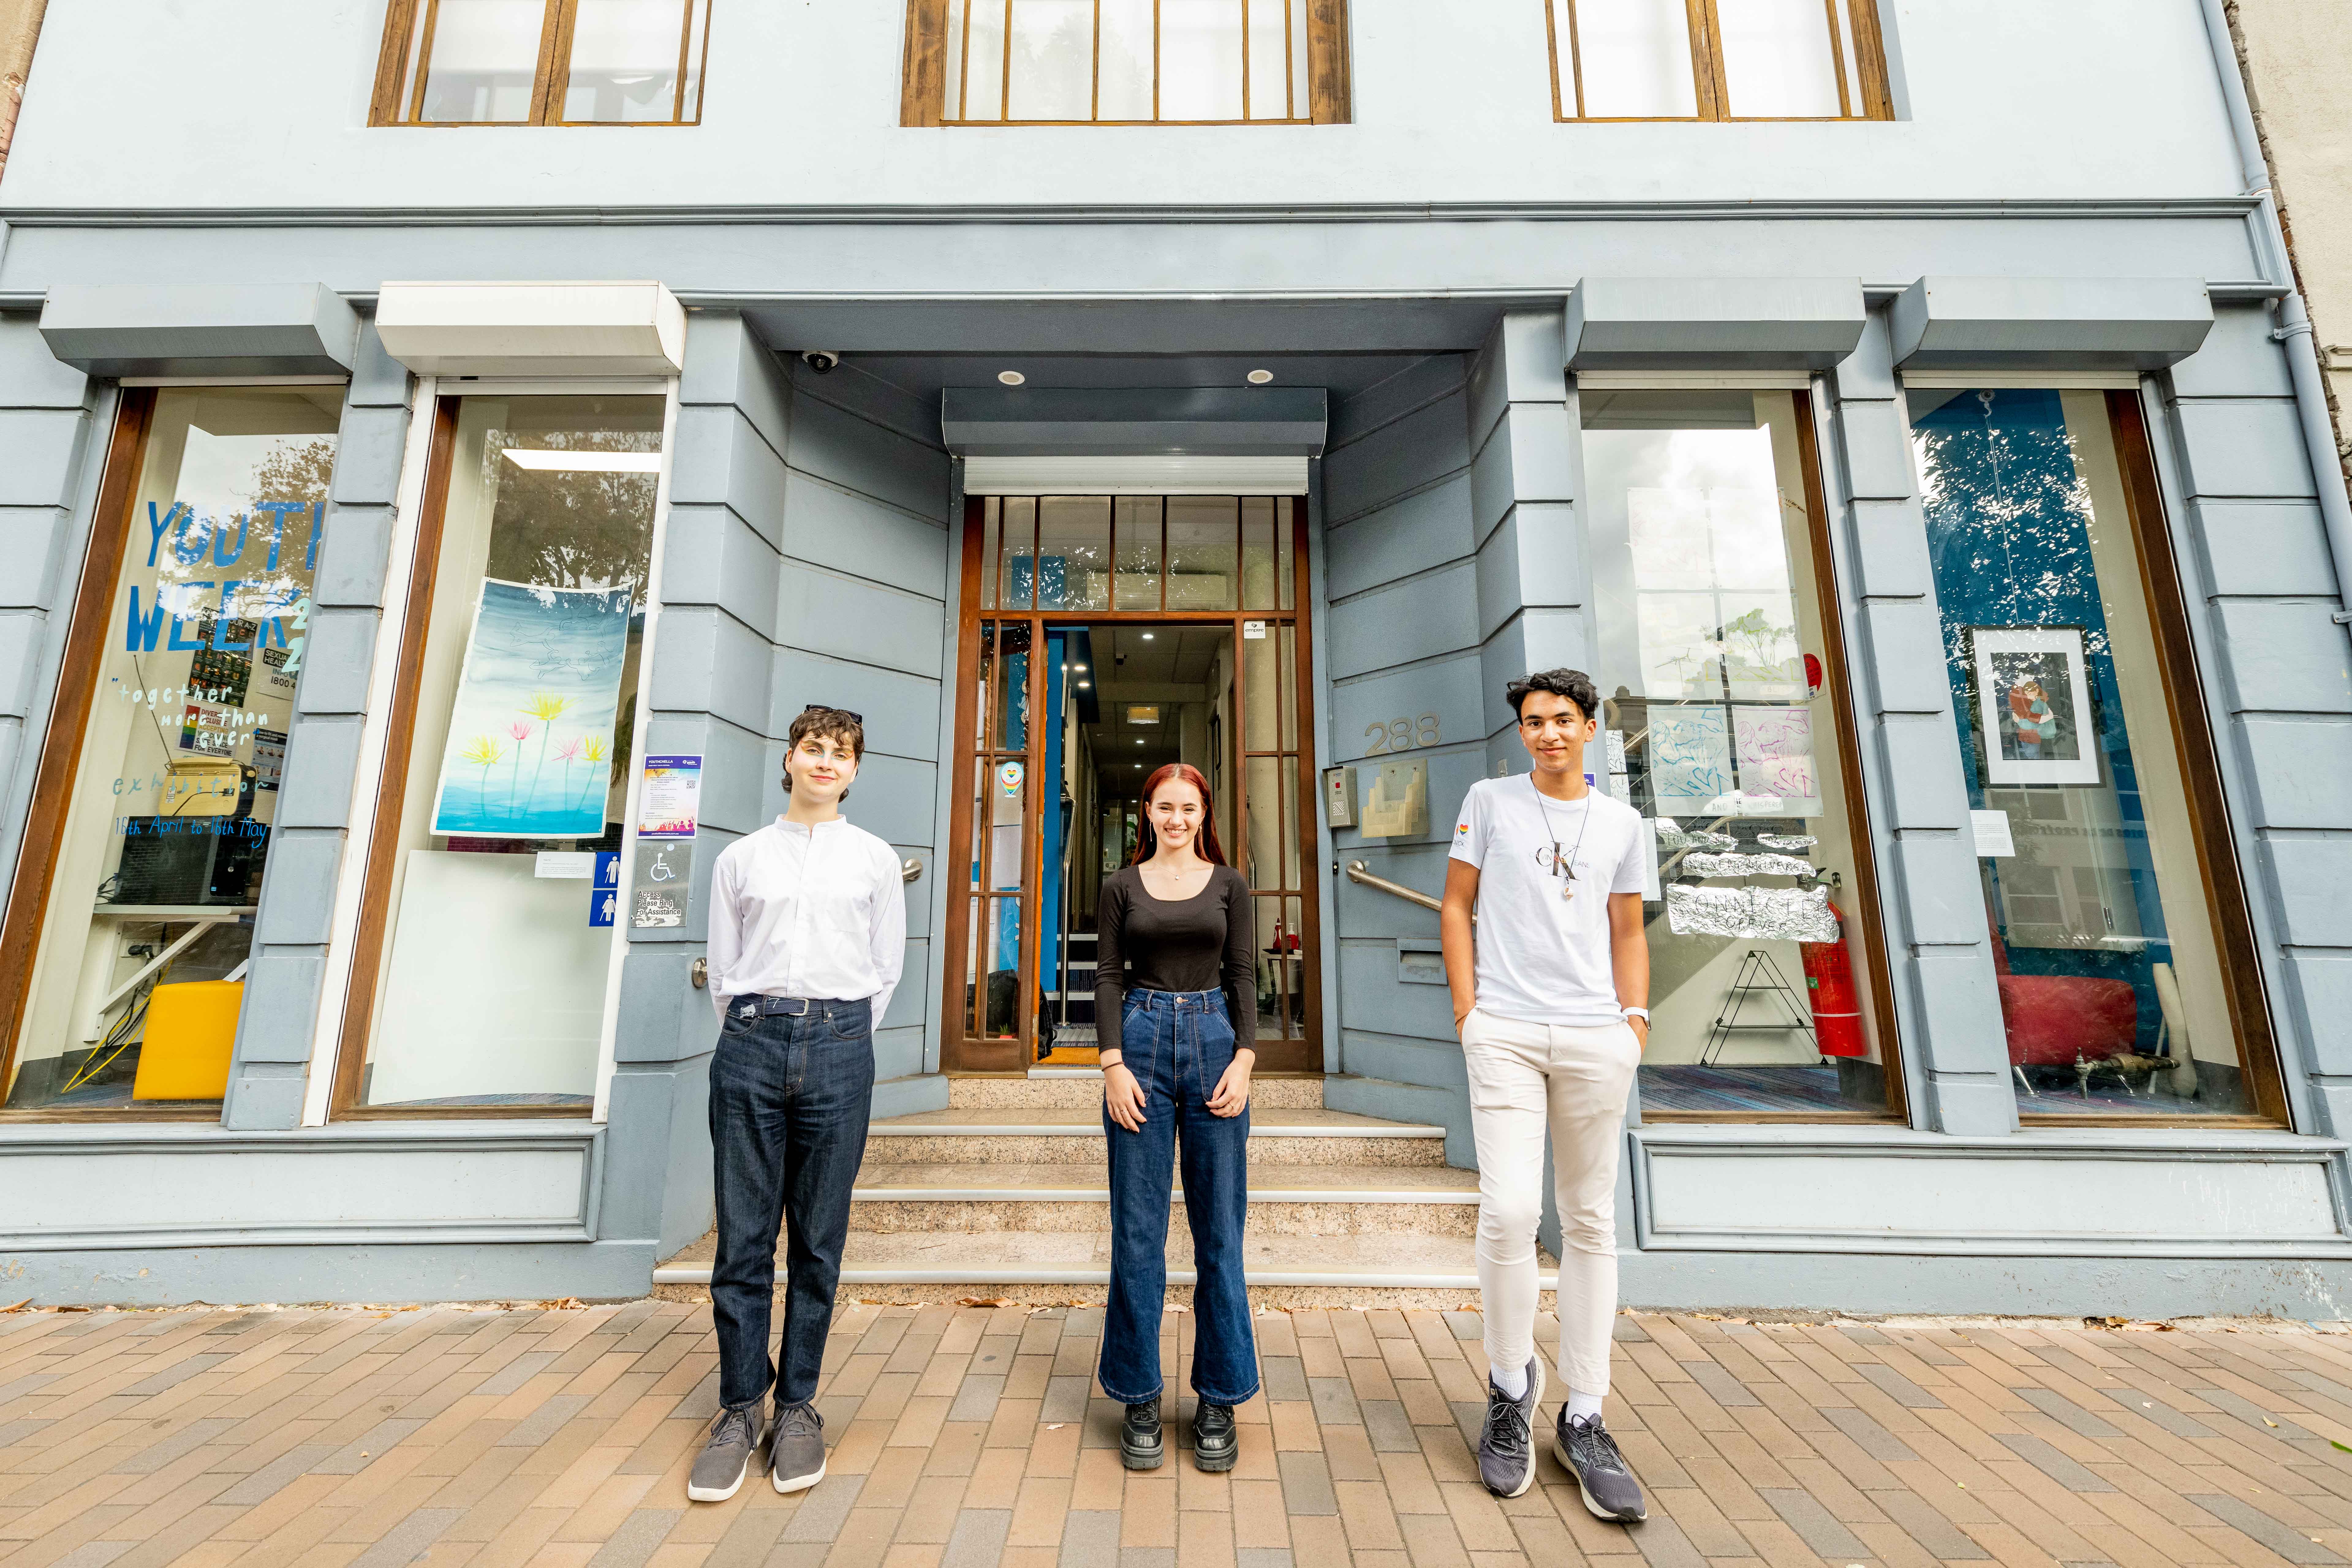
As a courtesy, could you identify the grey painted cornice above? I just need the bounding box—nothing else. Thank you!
[0,195,2270,228]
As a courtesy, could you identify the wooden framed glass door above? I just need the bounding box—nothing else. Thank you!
[943,494,1319,1073]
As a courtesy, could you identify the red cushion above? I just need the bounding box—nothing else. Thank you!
[1998,974,2141,1065]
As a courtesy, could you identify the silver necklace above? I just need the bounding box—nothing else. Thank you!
[1530,776,1594,901]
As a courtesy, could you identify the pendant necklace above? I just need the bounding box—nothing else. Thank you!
[1530,775,1594,901]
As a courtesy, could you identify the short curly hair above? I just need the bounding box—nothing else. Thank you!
[785,705,864,799]
[1505,668,1599,722]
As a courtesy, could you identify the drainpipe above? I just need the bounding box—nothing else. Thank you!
[2198,0,2352,635]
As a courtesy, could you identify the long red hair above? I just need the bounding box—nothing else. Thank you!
[1130,762,1227,867]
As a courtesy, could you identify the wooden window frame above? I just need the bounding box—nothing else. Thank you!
[901,0,1351,127]
[1545,0,1892,123]
[2000,392,2290,1129]
[0,392,216,1124]
[1633,389,1908,1125]
[370,0,715,128]
[940,497,1322,1077]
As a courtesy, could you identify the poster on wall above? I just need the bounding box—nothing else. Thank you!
[638,755,703,839]
[1731,705,1822,816]
[1969,626,2099,786]
[429,580,633,839]
[1645,705,1734,814]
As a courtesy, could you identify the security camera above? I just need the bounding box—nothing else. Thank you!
[800,350,840,375]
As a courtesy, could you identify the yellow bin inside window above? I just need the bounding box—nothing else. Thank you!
[131,980,244,1101]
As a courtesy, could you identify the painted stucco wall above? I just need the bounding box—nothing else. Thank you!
[614,315,955,1260]
[0,1,2243,212]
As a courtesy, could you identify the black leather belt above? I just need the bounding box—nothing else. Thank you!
[733,995,831,1018]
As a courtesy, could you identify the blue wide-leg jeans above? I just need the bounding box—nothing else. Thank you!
[709,997,874,1411]
[1098,987,1260,1407]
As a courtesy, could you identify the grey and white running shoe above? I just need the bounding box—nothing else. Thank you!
[771,1400,827,1494]
[1475,1355,1544,1498]
[686,1402,766,1502]
[1555,1408,1647,1522]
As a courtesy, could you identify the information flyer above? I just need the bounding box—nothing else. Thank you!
[637,754,702,839]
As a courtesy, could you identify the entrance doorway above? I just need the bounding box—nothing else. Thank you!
[944,496,1318,1074]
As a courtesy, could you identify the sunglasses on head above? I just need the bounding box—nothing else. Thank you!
[801,703,864,725]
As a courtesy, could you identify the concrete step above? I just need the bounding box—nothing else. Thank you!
[861,1106,1447,1167]
[947,1074,1326,1110]
[844,1161,1480,1236]
[653,1228,1544,1309]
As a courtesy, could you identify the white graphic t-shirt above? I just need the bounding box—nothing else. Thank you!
[1448,776,1648,1027]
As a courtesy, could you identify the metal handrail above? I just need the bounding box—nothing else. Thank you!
[1345,860,1446,916]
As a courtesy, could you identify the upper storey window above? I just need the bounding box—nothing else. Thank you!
[901,1,1353,125]
[372,0,713,126]
[1547,0,1891,120]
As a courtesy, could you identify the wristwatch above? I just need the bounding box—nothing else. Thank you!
[1621,1007,1650,1022]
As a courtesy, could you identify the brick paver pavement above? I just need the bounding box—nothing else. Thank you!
[5,1301,2352,1568]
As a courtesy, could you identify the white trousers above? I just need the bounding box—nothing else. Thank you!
[1460,1007,1641,1399]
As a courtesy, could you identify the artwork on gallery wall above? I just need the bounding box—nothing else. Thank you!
[1968,626,2100,786]
[429,580,633,839]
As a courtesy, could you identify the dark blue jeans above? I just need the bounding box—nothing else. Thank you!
[1098,987,1259,1408]
[709,996,874,1411]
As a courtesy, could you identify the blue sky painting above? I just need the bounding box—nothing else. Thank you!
[430,579,632,839]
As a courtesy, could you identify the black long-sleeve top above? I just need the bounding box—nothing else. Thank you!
[1093,864,1257,1058]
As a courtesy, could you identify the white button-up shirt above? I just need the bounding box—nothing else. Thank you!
[708,816,906,1026]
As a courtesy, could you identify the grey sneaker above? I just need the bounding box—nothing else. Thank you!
[1556,1409,1647,1522]
[686,1402,765,1502]
[770,1400,826,1494]
[1476,1355,1543,1498]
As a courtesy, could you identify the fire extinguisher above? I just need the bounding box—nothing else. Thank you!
[1800,901,1868,1058]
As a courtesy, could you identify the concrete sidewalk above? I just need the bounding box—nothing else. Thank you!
[4,1299,2352,1568]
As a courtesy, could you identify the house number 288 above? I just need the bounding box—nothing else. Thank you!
[1364,713,1441,755]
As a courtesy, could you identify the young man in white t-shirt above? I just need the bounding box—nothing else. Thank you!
[1440,667,1651,1523]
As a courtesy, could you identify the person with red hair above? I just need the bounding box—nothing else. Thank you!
[1092,761,1258,1475]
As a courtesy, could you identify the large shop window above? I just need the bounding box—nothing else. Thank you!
[334,395,663,1116]
[903,0,1351,124]
[0,388,338,1116]
[1546,0,1892,120]
[1911,389,2286,1124]
[1583,389,1899,1120]
[372,0,713,126]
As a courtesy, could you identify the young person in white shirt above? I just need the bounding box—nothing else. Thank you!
[1440,668,1651,1523]
[688,705,906,1504]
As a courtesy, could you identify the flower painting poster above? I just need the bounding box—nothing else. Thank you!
[430,580,633,838]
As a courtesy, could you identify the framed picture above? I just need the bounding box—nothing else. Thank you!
[1969,626,2100,785]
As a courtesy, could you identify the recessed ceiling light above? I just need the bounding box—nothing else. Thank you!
[1077,681,1091,689]
[1247,369,1274,385]
[998,370,1027,386]
[1141,632,1155,640]
[502,448,662,472]
[1073,663,1088,671]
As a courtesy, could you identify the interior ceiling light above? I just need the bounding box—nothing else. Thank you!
[998,370,1027,386]
[1141,632,1155,640]
[1073,663,1088,671]
[1247,369,1274,385]
[501,448,662,473]
[1077,681,1091,689]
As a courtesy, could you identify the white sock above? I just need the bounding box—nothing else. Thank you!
[1490,1358,1528,1399]
[1567,1389,1605,1424]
